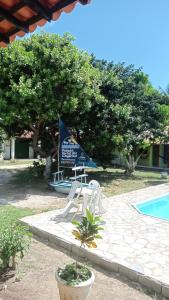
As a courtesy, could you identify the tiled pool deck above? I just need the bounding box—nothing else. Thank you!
[21,183,169,298]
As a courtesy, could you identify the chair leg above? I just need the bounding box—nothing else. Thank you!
[82,194,89,216]
[98,194,106,215]
[71,205,80,221]
[98,200,106,215]
[62,202,78,218]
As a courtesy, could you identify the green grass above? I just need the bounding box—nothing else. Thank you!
[6,165,169,198]
[11,166,169,196]
[10,168,41,185]
[87,168,169,196]
[0,205,35,227]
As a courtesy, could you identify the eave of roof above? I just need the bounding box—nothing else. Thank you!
[0,0,91,47]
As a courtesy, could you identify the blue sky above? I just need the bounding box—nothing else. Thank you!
[35,0,169,90]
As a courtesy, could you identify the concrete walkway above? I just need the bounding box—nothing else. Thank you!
[21,183,169,298]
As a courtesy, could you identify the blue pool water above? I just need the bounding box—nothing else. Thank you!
[136,194,169,221]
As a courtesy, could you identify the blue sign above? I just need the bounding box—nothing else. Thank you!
[59,120,96,167]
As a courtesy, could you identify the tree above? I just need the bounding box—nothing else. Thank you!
[79,58,167,174]
[0,33,102,176]
[157,86,169,143]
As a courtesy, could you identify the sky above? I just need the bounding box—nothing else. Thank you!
[35,0,169,90]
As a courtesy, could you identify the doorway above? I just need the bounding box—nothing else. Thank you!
[164,144,169,167]
[152,145,159,167]
[15,138,29,159]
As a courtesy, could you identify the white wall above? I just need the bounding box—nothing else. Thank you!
[3,140,11,159]
[0,141,4,160]
[29,145,34,159]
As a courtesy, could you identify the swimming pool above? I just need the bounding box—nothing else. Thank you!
[135,194,169,221]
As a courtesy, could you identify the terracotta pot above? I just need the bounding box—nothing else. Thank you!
[55,269,95,300]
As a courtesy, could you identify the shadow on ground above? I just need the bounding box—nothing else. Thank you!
[0,168,66,211]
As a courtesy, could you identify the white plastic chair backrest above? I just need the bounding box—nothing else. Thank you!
[89,186,105,214]
[92,186,101,201]
[67,181,82,202]
[88,180,100,189]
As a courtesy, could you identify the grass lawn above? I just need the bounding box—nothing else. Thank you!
[11,166,169,196]
[87,167,169,196]
[9,164,169,197]
[2,159,168,196]
[2,167,167,232]
[0,205,36,227]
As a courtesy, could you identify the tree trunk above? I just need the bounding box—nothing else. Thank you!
[125,150,145,175]
[44,156,52,179]
[12,255,16,270]
[125,154,136,175]
[30,123,46,158]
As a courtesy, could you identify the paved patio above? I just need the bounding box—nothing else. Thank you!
[21,183,169,298]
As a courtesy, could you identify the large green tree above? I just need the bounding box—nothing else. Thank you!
[1,34,167,176]
[79,58,167,174]
[0,33,102,175]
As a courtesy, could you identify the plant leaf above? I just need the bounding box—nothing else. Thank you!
[72,230,81,240]
[72,220,80,226]
[95,234,102,239]
[86,241,97,248]
[86,209,93,223]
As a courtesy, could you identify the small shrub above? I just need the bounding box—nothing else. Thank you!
[25,160,45,180]
[72,209,103,249]
[0,223,31,270]
[58,262,91,286]
[31,160,45,178]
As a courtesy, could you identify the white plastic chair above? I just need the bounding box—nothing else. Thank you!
[61,181,82,219]
[88,180,100,189]
[83,180,106,216]
[90,187,106,215]
[94,187,106,215]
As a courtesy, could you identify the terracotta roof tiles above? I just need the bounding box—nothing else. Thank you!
[0,0,91,47]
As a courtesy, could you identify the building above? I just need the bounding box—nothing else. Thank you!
[112,143,169,170]
[138,143,169,169]
[1,132,34,160]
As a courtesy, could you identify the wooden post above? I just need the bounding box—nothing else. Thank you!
[11,137,15,160]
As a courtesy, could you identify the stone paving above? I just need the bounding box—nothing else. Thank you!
[21,183,169,298]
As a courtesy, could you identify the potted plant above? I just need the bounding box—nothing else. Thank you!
[55,209,104,300]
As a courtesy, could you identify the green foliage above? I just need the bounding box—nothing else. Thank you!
[80,58,168,173]
[29,160,45,178]
[158,104,169,140]
[0,33,102,159]
[58,262,91,286]
[1,32,168,173]
[0,206,33,270]
[0,223,31,269]
[72,209,103,249]
[0,205,35,227]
